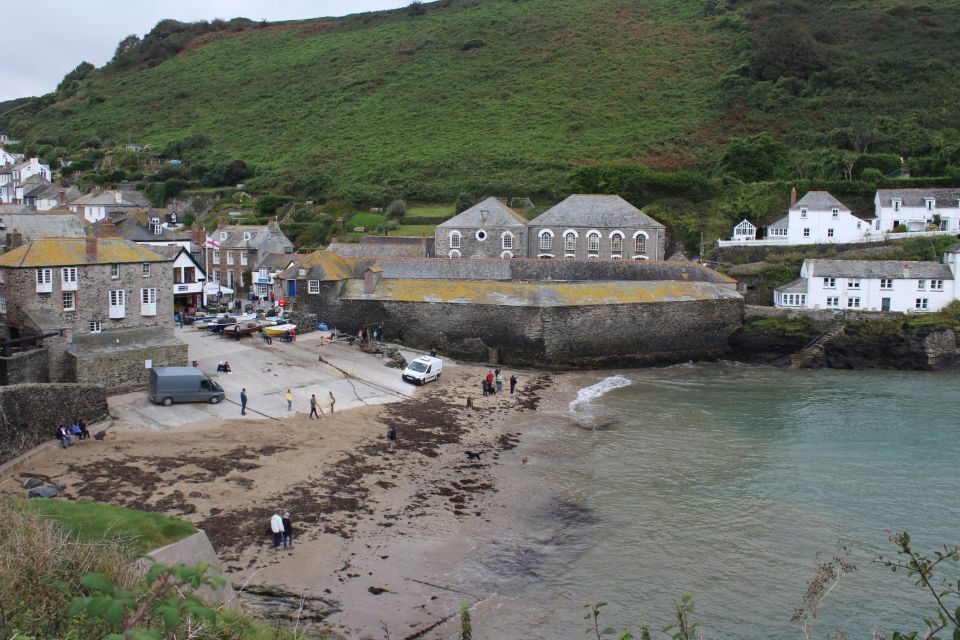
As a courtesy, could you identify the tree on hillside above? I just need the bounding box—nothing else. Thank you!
[716,133,789,182]
[112,35,141,63]
[750,18,826,81]
[386,198,407,220]
[934,128,960,168]
[455,192,475,214]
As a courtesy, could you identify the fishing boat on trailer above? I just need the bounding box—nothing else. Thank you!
[223,321,264,339]
[263,323,297,336]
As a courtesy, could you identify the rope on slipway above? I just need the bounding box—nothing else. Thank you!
[317,355,410,404]
[221,397,281,421]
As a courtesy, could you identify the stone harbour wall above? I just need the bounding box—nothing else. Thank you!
[2,347,50,385]
[0,383,109,465]
[68,342,188,388]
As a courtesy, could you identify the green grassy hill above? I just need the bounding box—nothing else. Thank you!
[2,0,960,204]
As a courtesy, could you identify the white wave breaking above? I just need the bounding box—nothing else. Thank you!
[569,375,633,411]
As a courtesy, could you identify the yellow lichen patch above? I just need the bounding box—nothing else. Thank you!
[0,237,169,267]
[288,250,353,281]
[340,278,738,306]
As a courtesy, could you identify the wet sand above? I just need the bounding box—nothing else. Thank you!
[4,359,583,638]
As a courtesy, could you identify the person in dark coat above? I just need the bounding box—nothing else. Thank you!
[282,512,294,549]
[510,374,518,394]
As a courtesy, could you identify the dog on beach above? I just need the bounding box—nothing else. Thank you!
[465,451,483,461]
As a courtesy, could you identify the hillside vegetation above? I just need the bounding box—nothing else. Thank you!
[3,0,960,205]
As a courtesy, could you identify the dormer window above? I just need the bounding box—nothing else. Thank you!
[831,208,839,218]
[893,199,901,212]
[800,208,808,218]
[925,198,935,211]
[243,232,252,241]
[220,231,228,241]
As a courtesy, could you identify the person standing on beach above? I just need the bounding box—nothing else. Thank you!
[482,377,489,397]
[282,512,294,549]
[270,511,285,550]
[495,369,504,393]
[286,389,293,411]
[510,374,517,394]
[309,394,321,419]
[329,391,336,413]
[240,388,248,415]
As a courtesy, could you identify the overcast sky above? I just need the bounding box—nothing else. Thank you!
[0,1,411,102]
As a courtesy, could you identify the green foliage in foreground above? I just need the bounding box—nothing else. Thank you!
[23,499,197,554]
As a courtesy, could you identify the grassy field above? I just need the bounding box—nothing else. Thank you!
[389,224,436,236]
[406,204,453,219]
[23,499,197,553]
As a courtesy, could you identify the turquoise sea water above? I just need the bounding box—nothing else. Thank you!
[453,364,960,639]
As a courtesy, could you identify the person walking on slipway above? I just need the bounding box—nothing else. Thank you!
[270,511,285,550]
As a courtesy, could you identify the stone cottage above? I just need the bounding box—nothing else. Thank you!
[435,197,528,259]
[0,236,186,385]
[527,195,666,260]
[208,222,294,296]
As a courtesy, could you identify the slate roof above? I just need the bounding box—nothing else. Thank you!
[0,237,171,267]
[0,213,87,242]
[259,253,299,270]
[211,223,294,251]
[876,188,960,209]
[789,191,851,212]
[775,277,808,293]
[70,190,150,207]
[803,259,954,280]
[766,216,789,230]
[436,197,527,228]
[530,195,666,228]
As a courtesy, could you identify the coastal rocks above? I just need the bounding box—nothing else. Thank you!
[28,486,60,498]
[233,583,340,631]
[22,477,44,489]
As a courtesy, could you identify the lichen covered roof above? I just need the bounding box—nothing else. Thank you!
[529,195,666,229]
[0,237,171,267]
[340,278,739,306]
[277,250,352,281]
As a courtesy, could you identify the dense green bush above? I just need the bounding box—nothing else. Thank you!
[255,194,294,214]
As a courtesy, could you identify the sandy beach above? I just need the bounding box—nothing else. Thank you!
[2,333,584,639]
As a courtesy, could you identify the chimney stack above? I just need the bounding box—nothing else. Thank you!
[85,230,97,261]
[6,230,22,248]
[97,221,117,238]
[790,186,798,207]
[114,190,122,204]
[364,267,383,294]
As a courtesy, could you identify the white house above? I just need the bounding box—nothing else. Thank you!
[69,189,150,223]
[0,158,52,203]
[764,191,872,245]
[149,245,207,312]
[774,257,958,313]
[873,188,960,233]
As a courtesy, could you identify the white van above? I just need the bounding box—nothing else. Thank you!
[402,355,443,385]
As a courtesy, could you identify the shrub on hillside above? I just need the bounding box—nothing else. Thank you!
[717,133,790,182]
[385,198,407,220]
[256,194,294,214]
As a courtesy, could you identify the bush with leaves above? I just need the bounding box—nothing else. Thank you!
[385,198,407,220]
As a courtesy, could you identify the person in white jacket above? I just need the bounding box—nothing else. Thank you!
[270,511,285,550]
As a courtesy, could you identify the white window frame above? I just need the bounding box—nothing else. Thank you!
[847,279,860,289]
[89,321,102,334]
[0,294,7,313]
[538,229,553,252]
[633,231,648,254]
[500,251,513,259]
[926,199,935,211]
[893,200,901,212]
[916,298,929,310]
[449,231,462,249]
[141,263,151,278]
[109,289,126,318]
[308,280,320,294]
[140,287,157,316]
[826,296,839,308]
[609,231,624,255]
[61,267,78,291]
[62,291,76,312]
[213,251,220,265]
[448,249,461,258]
[475,229,488,242]
[243,231,252,241]
[800,208,808,218]
[111,263,120,279]
[220,231,228,241]
[35,268,52,293]
[880,279,893,290]
[803,228,810,238]
[917,279,926,291]
[823,277,836,288]
[563,231,577,253]
[930,279,943,291]
[831,208,839,219]
[226,251,234,266]
[827,228,834,238]
[847,297,861,309]
[501,232,514,250]
[586,230,601,254]
[0,269,5,284]
[240,252,248,266]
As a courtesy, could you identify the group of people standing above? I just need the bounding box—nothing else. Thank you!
[56,419,90,448]
[239,388,335,417]
[482,368,517,396]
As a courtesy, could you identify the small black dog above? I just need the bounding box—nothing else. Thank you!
[465,451,483,461]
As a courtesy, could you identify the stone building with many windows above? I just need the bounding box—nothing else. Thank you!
[0,236,185,385]
[207,222,294,296]
[527,195,666,260]
[435,197,528,259]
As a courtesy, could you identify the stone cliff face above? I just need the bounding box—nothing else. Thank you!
[728,318,960,370]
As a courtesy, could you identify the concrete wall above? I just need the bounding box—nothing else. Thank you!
[139,530,235,606]
[0,383,109,465]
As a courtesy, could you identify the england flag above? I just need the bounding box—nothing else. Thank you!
[206,238,221,249]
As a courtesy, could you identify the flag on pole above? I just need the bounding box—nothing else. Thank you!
[206,238,221,249]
